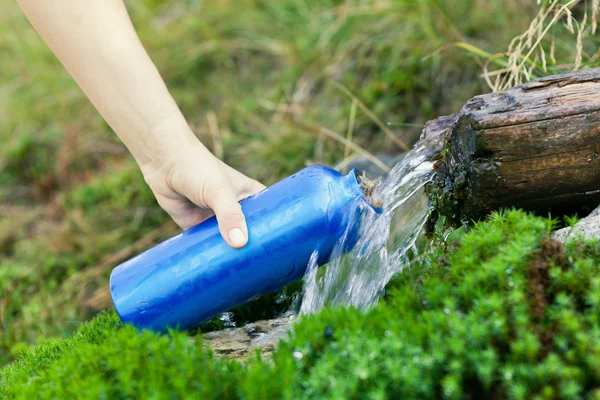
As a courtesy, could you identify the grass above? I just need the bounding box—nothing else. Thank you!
[1,0,595,368]
[475,0,600,91]
[3,211,600,398]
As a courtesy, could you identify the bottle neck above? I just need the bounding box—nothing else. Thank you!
[344,168,383,214]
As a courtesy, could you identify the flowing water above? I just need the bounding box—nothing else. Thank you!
[216,141,436,351]
[298,141,435,314]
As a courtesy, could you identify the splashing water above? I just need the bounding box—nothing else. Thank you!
[298,141,435,314]
[214,141,437,347]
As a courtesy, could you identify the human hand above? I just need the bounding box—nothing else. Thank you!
[141,140,265,249]
[16,0,266,248]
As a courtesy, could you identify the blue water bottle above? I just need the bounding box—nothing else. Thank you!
[109,165,381,332]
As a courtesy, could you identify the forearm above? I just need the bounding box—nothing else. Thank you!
[16,0,199,169]
[17,0,264,246]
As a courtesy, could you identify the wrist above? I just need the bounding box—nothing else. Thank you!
[134,113,206,178]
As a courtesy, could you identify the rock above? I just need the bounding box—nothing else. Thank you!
[553,205,600,243]
[201,317,292,361]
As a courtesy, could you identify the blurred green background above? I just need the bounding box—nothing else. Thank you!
[1,0,587,366]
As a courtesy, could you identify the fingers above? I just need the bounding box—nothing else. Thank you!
[250,179,267,193]
[155,195,212,230]
[238,179,266,201]
[204,184,249,249]
[160,155,264,248]
[170,208,206,231]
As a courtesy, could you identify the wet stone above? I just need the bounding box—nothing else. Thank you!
[201,317,292,361]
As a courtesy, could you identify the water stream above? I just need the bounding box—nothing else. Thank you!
[298,141,435,314]
[216,141,436,351]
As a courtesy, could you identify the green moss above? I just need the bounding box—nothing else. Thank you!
[3,211,600,398]
[0,162,171,365]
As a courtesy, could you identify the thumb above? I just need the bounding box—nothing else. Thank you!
[206,185,249,249]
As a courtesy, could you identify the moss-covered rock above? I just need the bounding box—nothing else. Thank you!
[2,210,600,399]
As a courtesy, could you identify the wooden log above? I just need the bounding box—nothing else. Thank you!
[425,68,600,225]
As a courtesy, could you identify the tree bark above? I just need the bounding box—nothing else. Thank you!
[425,68,600,225]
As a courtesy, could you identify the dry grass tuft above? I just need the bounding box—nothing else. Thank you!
[480,0,599,91]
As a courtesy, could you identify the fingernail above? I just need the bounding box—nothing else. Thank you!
[228,228,247,247]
